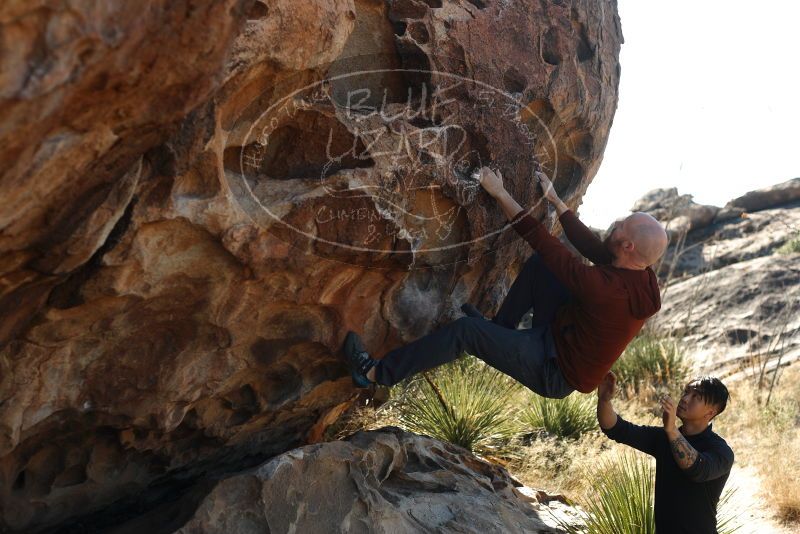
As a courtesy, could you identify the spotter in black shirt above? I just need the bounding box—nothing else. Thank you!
[602,415,734,534]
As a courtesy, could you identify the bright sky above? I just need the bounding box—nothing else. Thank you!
[579,0,800,228]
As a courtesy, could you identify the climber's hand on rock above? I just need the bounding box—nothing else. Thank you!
[478,167,506,198]
[535,171,560,204]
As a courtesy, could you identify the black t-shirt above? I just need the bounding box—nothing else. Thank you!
[602,416,734,533]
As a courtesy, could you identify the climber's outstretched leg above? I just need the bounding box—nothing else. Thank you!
[345,316,574,399]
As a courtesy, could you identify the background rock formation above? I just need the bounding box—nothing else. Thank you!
[630,181,800,378]
[0,0,622,530]
[636,178,800,277]
[632,178,800,239]
[658,252,799,378]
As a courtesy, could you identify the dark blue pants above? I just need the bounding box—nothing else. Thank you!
[374,253,575,398]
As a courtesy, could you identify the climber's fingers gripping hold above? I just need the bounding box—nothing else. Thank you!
[535,170,559,203]
[477,166,506,198]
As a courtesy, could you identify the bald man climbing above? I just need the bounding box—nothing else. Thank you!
[343,167,669,398]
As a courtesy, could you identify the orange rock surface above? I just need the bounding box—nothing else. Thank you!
[0,0,622,529]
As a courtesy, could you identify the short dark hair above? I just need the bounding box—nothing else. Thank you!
[687,376,729,417]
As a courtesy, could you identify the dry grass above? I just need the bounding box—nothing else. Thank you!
[768,440,800,524]
[713,364,800,526]
[510,431,609,497]
[509,395,660,501]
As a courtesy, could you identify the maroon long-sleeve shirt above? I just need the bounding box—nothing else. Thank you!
[509,208,661,393]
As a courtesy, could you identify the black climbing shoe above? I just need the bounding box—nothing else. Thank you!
[343,331,376,388]
[460,303,487,320]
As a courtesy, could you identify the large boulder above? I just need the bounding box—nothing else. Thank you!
[0,0,623,530]
[173,428,579,533]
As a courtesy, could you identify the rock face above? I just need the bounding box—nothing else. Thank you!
[632,179,800,280]
[637,184,800,378]
[657,254,800,378]
[174,428,578,533]
[0,0,622,530]
[658,201,800,279]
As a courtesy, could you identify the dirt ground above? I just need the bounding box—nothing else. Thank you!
[725,453,795,533]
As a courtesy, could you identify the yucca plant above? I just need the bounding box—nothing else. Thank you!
[716,487,742,534]
[577,452,656,534]
[394,356,520,457]
[555,453,740,534]
[612,334,688,399]
[521,392,597,439]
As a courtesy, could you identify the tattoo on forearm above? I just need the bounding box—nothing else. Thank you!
[669,434,699,469]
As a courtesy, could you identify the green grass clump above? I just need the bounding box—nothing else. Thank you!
[612,334,688,399]
[576,452,656,534]
[393,356,520,457]
[556,452,740,534]
[777,234,800,255]
[521,393,597,439]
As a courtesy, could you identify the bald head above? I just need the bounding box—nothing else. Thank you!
[627,212,669,266]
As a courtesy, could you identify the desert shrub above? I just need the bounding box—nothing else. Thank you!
[392,356,520,457]
[776,234,800,255]
[572,452,655,534]
[521,393,597,439]
[612,334,688,399]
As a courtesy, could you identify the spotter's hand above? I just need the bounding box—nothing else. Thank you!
[597,371,617,402]
[660,394,678,430]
